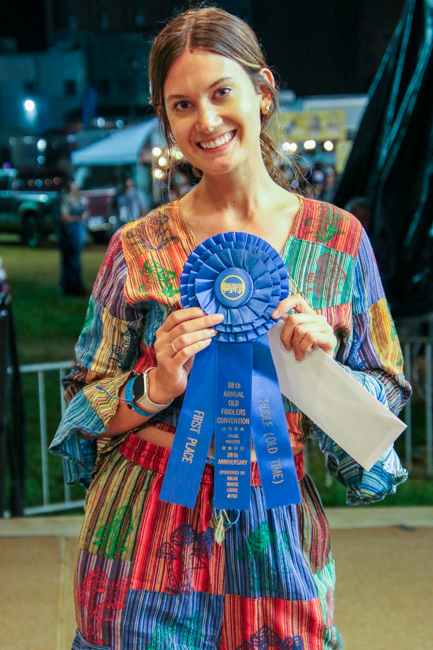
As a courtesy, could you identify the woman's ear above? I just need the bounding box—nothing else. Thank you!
[258,67,275,104]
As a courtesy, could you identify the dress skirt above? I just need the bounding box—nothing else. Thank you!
[71,434,344,650]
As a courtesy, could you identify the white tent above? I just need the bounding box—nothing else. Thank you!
[71,118,159,166]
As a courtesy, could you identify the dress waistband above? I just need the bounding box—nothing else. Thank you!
[119,433,305,485]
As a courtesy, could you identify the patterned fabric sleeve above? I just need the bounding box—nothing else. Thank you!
[49,228,146,486]
[315,230,412,505]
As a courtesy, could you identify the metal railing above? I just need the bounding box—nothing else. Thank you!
[401,338,433,475]
[17,360,85,516]
[6,334,433,516]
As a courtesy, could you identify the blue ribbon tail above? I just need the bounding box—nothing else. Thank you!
[159,343,215,508]
[214,341,252,510]
[252,333,301,508]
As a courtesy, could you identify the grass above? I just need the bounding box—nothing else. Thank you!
[1,240,106,511]
[1,238,432,512]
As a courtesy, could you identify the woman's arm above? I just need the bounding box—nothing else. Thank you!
[50,229,222,481]
[317,231,411,504]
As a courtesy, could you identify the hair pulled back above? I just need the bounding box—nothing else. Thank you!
[149,6,290,190]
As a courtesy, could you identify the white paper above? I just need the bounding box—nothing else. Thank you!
[267,321,407,471]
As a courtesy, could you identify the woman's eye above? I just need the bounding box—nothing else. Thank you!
[216,87,231,98]
[174,100,191,111]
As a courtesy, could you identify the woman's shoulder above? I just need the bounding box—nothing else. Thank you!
[121,199,191,256]
[296,196,364,259]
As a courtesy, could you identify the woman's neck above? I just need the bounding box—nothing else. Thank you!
[182,158,286,226]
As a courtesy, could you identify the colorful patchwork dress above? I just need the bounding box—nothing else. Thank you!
[50,196,411,650]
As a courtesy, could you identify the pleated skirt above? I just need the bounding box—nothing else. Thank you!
[71,433,344,650]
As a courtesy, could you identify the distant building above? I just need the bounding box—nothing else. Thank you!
[0,48,86,148]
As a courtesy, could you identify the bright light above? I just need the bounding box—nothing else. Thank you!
[158,156,168,167]
[37,139,47,151]
[37,156,45,164]
[96,117,106,128]
[152,168,165,180]
[282,142,298,152]
[174,150,184,160]
[116,120,124,129]
[152,147,162,157]
[324,140,334,151]
[304,140,316,150]
[24,99,36,112]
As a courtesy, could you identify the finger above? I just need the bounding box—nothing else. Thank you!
[279,313,323,350]
[172,327,219,353]
[158,307,223,333]
[169,313,224,339]
[291,323,324,360]
[171,337,213,365]
[271,294,314,319]
[298,331,337,357]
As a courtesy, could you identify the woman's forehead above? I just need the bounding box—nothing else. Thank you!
[164,50,247,98]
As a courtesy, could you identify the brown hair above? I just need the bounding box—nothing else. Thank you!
[149,6,292,190]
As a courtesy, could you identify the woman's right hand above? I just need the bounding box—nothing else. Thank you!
[148,307,223,404]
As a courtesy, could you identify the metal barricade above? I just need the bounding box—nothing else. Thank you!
[11,360,85,517]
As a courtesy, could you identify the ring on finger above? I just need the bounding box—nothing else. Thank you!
[171,340,178,354]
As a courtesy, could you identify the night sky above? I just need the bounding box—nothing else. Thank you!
[0,0,405,96]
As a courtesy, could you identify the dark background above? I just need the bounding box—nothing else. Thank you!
[1,0,406,96]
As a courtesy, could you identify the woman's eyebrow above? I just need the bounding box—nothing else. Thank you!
[166,77,235,102]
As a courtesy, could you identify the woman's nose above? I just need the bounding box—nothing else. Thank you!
[196,103,222,133]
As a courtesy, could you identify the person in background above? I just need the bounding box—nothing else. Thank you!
[58,180,87,296]
[322,165,337,202]
[118,177,149,223]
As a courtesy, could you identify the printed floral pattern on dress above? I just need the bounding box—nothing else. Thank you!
[306,253,347,301]
[237,625,303,650]
[148,612,204,650]
[305,203,345,243]
[110,327,141,372]
[156,523,214,594]
[139,259,180,298]
[235,522,290,561]
[78,568,130,642]
[93,505,134,558]
[126,212,178,250]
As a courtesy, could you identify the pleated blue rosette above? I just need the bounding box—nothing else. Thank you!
[180,232,289,342]
[160,232,301,511]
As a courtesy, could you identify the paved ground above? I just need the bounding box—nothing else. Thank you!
[1,508,432,650]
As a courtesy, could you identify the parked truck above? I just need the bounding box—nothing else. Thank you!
[0,169,60,247]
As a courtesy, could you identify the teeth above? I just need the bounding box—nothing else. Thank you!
[199,131,234,149]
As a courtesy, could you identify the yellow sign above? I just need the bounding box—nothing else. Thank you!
[280,109,347,141]
[221,275,245,300]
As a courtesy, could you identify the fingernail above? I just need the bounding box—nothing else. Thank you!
[271,309,279,318]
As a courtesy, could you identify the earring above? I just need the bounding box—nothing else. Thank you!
[262,105,271,115]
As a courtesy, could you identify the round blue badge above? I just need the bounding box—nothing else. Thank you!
[214,267,253,308]
[180,231,289,342]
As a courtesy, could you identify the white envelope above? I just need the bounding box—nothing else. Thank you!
[267,320,407,471]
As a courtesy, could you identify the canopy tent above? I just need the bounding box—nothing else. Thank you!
[334,0,433,317]
[71,118,159,166]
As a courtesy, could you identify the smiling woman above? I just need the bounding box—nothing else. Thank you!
[50,7,411,650]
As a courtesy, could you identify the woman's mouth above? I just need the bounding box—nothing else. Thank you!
[197,130,236,151]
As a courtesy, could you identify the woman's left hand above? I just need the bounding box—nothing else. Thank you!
[271,294,337,361]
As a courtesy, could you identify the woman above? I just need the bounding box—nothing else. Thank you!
[58,179,87,296]
[51,8,410,649]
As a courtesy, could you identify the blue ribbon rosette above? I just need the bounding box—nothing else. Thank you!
[160,232,301,510]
